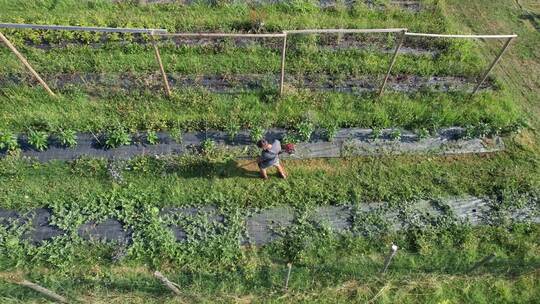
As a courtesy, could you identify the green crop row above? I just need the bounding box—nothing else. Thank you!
[0,40,485,77]
[0,87,525,135]
[1,223,538,302]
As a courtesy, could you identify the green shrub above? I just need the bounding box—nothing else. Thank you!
[389,129,402,141]
[226,122,240,142]
[105,128,131,149]
[370,128,382,140]
[322,122,339,141]
[250,126,265,143]
[56,129,78,148]
[146,130,159,145]
[170,126,183,144]
[201,138,216,155]
[417,128,430,140]
[27,130,49,151]
[0,131,19,152]
[297,121,315,142]
[282,132,300,145]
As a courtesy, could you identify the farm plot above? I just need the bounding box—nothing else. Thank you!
[0,0,539,302]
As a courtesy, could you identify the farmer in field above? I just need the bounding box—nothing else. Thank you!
[257,138,287,179]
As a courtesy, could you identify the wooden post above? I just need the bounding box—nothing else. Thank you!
[284,262,292,291]
[472,37,514,94]
[18,280,68,303]
[0,31,55,96]
[378,30,406,97]
[381,244,398,274]
[279,33,288,96]
[467,253,496,273]
[151,34,172,97]
[154,271,181,295]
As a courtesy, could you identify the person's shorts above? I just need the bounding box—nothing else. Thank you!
[258,159,280,170]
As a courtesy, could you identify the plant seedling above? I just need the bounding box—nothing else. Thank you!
[226,122,241,142]
[105,127,131,149]
[370,128,382,140]
[417,128,430,140]
[170,126,183,144]
[146,130,159,145]
[56,129,78,148]
[322,122,339,141]
[297,121,314,142]
[250,126,265,142]
[201,138,216,155]
[0,131,19,152]
[27,129,49,151]
[389,129,402,141]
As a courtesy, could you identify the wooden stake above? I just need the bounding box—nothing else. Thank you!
[151,35,172,97]
[284,262,292,291]
[467,253,496,273]
[0,31,55,96]
[378,30,405,97]
[472,37,514,94]
[279,34,288,96]
[154,271,182,295]
[18,280,68,303]
[381,244,398,274]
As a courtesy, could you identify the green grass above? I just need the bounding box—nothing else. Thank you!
[0,42,485,76]
[0,88,522,133]
[1,144,538,210]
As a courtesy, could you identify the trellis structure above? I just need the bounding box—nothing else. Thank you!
[0,23,517,97]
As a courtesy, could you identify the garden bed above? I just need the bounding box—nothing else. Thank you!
[0,73,493,93]
[1,196,537,245]
[0,127,504,162]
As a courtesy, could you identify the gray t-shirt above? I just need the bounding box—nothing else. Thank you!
[259,140,281,169]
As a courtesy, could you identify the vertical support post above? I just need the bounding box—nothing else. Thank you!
[279,33,288,96]
[151,34,171,97]
[472,37,513,94]
[381,244,398,274]
[378,30,406,97]
[0,31,55,97]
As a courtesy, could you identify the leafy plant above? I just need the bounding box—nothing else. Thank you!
[0,131,19,152]
[370,128,382,140]
[226,122,240,142]
[389,129,402,141]
[201,138,216,155]
[464,123,492,139]
[250,126,265,143]
[282,133,300,145]
[146,130,159,145]
[170,126,183,144]
[416,128,430,140]
[297,121,314,142]
[105,127,131,149]
[56,129,78,148]
[27,130,49,151]
[322,122,339,141]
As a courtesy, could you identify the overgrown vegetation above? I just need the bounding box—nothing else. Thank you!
[0,0,539,302]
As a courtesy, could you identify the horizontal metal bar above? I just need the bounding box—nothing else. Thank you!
[284,28,408,34]
[0,23,167,34]
[155,32,286,38]
[405,32,517,39]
